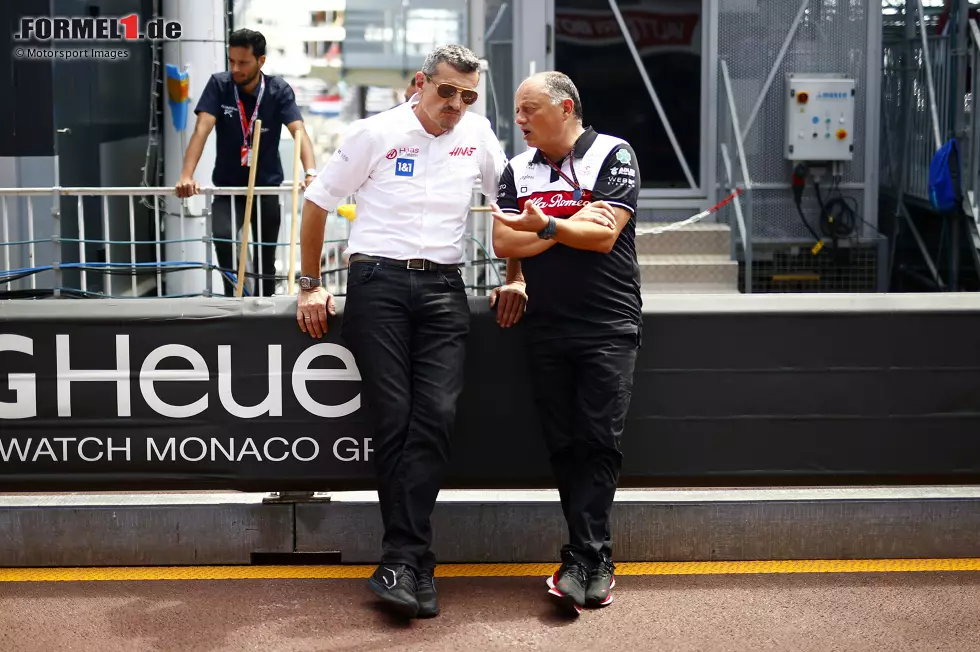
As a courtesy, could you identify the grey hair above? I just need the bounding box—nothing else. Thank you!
[537,71,583,121]
[421,44,481,77]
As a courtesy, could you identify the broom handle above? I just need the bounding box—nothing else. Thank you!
[235,119,262,298]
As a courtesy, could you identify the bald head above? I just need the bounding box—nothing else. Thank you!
[519,71,583,122]
[514,70,586,159]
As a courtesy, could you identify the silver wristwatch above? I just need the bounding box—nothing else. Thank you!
[299,276,322,291]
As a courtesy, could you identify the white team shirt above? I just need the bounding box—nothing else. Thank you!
[304,99,507,264]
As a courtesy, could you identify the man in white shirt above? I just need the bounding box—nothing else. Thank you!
[296,45,526,620]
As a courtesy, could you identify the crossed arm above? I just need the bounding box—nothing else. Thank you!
[490,200,631,259]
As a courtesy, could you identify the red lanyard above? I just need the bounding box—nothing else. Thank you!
[233,75,265,146]
[542,153,582,200]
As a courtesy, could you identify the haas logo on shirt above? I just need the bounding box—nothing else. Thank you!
[449,146,476,157]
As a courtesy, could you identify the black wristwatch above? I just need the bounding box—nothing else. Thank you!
[537,216,557,240]
[299,276,322,291]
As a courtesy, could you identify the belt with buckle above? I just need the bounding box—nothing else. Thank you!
[348,253,460,272]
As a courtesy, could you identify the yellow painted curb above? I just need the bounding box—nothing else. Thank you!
[1,558,980,583]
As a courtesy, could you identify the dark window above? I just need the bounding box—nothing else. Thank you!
[554,0,702,189]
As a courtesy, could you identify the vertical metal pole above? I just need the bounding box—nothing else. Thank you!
[720,59,753,293]
[720,60,752,192]
[204,189,213,296]
[128,194,137,296]
[154,195,162,296]
[744,188,754,294]
[468,0,486,58]
[50,188,60,296]
[468,206,475,292]
[955,0,969,143]
[721,145,736,261]
[917,0,944,151]
[863,0,883,244]
[279,191,286,296]
[28,197,36,291]
[102,195,111,296]
[1,197,10,288]
[703,0,720,207]
[77,195,86,293]
[231,193,238,292]
[179,191,185,268]
[971,20,980,224]
[257,195,263,296]
[890,5,914,283]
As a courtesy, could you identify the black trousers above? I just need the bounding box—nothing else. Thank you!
[211,194,281,297]
[341,260,471,572]
[526,332,638,566]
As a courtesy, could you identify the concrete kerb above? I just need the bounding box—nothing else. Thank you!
[1,488,980,567]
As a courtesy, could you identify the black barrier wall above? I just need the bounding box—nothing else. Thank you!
[1,296,980,491]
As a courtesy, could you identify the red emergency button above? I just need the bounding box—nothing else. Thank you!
[836,129,848,140]
[797,91,809,104]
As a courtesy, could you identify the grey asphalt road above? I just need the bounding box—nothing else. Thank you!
[1,571,978,651]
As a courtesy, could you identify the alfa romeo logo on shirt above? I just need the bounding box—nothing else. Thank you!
[616,150,632,165]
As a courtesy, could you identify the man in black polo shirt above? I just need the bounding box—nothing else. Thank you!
[490,71,641,616]
[175,28,317,297]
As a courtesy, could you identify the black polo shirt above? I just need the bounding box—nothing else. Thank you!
[496,127,641,341]
[194,72,303,187]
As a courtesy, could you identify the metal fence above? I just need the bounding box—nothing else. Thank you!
[877,3,980,291]
[0,185,500,300]
[966,19,980,230]
[881,30,957,203]
[718,58,754,293]
[880,7,980,230]
[717,0,875,243]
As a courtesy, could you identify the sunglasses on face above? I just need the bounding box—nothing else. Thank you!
[426,75,479,105]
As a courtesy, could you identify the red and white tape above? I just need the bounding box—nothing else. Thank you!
[637,188,743,235]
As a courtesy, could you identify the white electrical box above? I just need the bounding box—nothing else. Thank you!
[784,73,856,161]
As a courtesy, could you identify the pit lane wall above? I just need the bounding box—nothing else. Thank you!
[1,293,979,492]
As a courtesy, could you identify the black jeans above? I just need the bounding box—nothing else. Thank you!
[341,260,471,572]
[526,332,638,566]
[211,194,281,297]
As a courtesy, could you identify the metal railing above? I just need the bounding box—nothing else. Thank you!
[877,4,963,291]
[881,5,964,205]
[881,35,955,202]
[877,2,980,291]
[719,58,754,294]
[0,185,502,300]
[966,19,980,230]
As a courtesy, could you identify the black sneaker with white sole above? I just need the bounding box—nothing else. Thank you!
[416,568,440,618]
[546,553,590,616]
[367,563,419,618]
[585,559,616,607]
